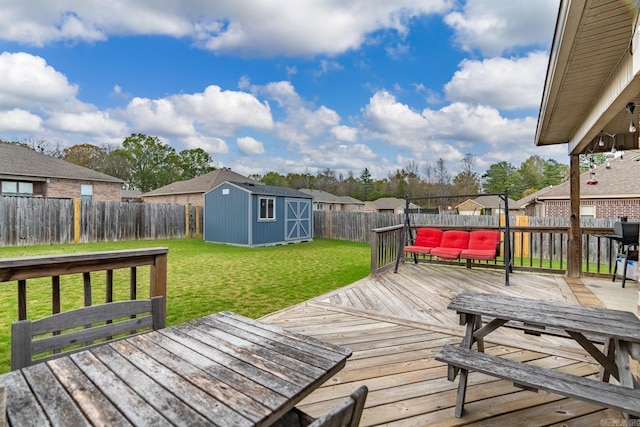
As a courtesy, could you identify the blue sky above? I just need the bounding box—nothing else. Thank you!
[0,0,563,180]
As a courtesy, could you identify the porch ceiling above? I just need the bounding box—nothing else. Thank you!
[536,0,640,155]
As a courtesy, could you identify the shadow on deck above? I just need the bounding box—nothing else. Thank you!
[260,263,636,426]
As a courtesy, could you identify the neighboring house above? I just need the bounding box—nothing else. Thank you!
[141,168,258,206]
[298,189,364,212]
[0,142,123,201]
[528,149,640,220]
[203,181,313,247]
[456,195,519,216]
[121,189,142,202]
[514,186,555,217]
[364,197,421,214]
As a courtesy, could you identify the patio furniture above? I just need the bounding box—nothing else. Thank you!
[1,311,352,426]
[436,292,640,420]
[11,296,165,371]
[610,221,640,288]
[274,385,368,427]
[404,227,443,256]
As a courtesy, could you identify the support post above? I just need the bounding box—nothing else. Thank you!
[568,154,582,277]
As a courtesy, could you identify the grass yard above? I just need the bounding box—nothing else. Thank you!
[0,237,370,374]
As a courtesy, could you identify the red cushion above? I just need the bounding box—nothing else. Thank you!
[460,249,497,260]
[404,245,433,254]
[413,228,443,248]
[431,247,463,259]
[439,230,470,250]
[467,230,500,251]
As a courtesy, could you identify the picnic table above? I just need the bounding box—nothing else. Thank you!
[0,311,352,426]
[436,292,640,419]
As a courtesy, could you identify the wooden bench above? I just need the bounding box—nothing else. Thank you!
[436,344,640,417]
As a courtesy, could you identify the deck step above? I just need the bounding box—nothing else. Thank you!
[435,344,640,417]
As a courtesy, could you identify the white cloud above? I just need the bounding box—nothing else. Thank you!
[331,125,358,142]
[444,52,548,110]
[237,136,265,155]
[0,108,42,132]
[181,135,229,154]
[0,1,452,56]
[126,85,273,137]
[0,52,78,109]
[445,0,559,56]
[46,111,128,136]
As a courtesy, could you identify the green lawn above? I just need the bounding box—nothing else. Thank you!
[0,238,370,373]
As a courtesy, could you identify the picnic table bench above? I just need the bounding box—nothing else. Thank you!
[435,292,640,420]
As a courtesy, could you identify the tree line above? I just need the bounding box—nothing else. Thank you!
[6,134,569,202]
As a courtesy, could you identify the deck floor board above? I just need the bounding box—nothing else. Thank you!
[260,263,631,425]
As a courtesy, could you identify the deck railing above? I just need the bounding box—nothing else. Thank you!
[371,225,621,277]
[0,247,168,320]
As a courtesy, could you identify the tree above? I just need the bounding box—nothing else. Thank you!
[434,158,450,197]
[541,159,568,187]
[482,161,516,194]
[358,168,373,201]
[63,144,104,168]
[453,154,480,196]
[177,148,213,180]
[261,172,288,187]
[120,134,180,192]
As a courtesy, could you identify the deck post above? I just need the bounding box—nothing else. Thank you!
[567,154,582,277]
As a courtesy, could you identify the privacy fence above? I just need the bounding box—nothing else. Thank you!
[0,197,201,246]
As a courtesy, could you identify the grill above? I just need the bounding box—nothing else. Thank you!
[612,221,640,245]
[611,221,639,287]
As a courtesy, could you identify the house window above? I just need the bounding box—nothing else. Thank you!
[1,181,33,196]
[580,205,595,218]
[81,184,93,201]
[259,197,275,220]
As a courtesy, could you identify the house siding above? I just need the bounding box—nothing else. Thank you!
[204,185,249,245]
[544,199,640,220]
[142,193,204,206]
[46,178,121,202]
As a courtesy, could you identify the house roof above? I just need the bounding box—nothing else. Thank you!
[514,186,555,209]
[141,168,256,197]
[0,142,123,183]
[535,0,640,155]
[221,181,312,199]
[537,149,640,199]
[298,189,364,205]
[471,195,517,209]
[366,197,405,210]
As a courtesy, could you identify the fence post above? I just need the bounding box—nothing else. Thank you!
[196,206,201,237]
[185,204,190,238]
[74,198,81,244]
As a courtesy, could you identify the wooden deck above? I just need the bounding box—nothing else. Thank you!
[260,263,634,426]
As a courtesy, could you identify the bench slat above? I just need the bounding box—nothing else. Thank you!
[435,344,640,416]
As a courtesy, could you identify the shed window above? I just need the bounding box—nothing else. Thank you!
[259,197,275,220]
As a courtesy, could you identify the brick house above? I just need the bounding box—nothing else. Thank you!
[518,149,640,220]
[0,142,123,201]
[141,168,257,206]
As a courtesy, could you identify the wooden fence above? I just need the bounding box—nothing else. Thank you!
[0,197,202,246]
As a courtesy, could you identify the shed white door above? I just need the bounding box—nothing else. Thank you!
[285,199,312,241]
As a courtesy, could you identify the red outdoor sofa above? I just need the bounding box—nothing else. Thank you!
[404,228,501,267]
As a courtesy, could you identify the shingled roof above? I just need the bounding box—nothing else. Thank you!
[298,189,364,205]
[538,149,640,199]
[224,181,312,199]
[0,142,123,183]
[141,168,258,197]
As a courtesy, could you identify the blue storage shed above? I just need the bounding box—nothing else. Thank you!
[204,181,313,246]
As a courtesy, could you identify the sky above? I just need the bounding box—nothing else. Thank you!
[0,0,565,180]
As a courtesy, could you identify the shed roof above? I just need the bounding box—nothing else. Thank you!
[142,168,257,197]
[218,181,312,199]
[0,142,123,183]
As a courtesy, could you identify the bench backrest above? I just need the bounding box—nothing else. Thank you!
[413,228,443,247]
[309,385,368,427]
[467,230,500,252]
[439,230,470,249]
[11,296,165,370]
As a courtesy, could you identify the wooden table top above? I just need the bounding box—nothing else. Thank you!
[449,292,640,343]
[0,311,352,426]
